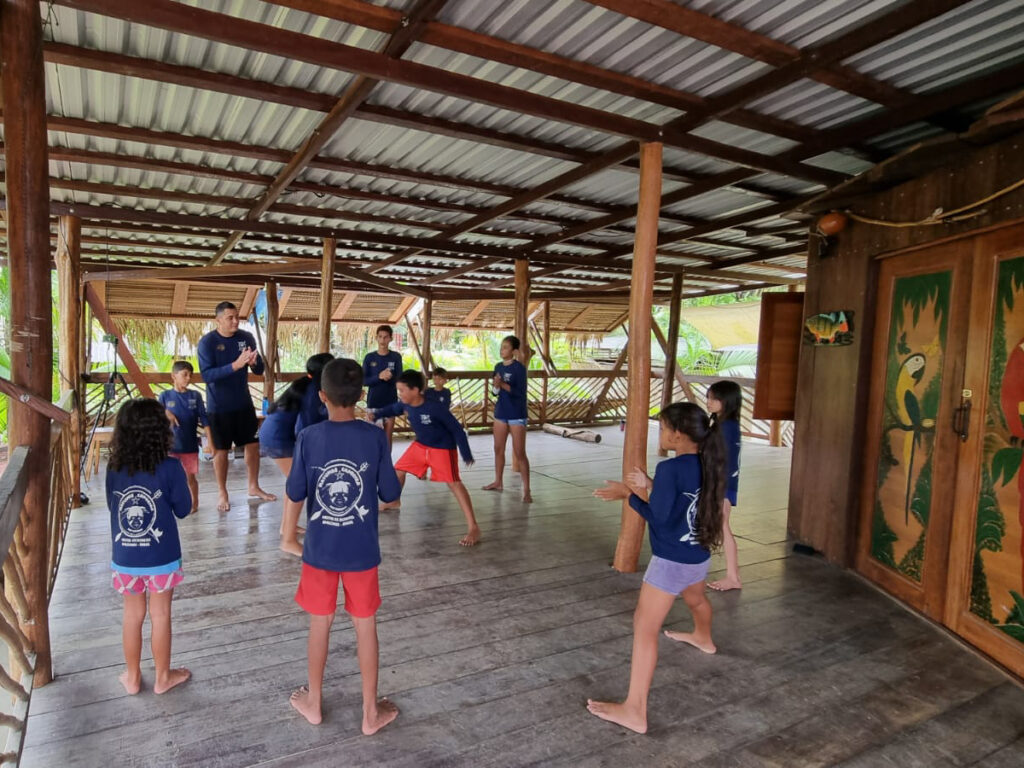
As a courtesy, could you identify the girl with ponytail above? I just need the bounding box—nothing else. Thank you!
[706,380,744,591]
[589,402,725,734]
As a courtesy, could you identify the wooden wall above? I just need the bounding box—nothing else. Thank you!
[789,127,1024,565]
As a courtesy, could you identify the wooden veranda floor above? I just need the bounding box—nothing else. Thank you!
[22,427,1024,767]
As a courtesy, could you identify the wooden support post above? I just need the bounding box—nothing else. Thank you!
[3,0,54,685]
[83,284,156,399]
[318,238,335,353]
[404,312,428,373]
[769,420,783,447]
[263,281,279,404]
[422,297,432,373]
[56,215,83,507]
[514,258,531,365]
[613,142,662,574]
[541,300,551,423]
[652,319,697,403]
[658,273,684,456]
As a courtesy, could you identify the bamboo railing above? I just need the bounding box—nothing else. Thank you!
[0,391,76,765]
[83,369,793,447]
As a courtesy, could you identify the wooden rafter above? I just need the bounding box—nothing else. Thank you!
[331,291,358,321]
[83,282,155,398]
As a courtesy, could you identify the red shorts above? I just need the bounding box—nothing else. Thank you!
[295,563,380,617]
[170,452,199,475]
[394,441,460,483]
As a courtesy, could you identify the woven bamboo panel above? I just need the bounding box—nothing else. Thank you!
[105,281,176,316]
[430,300,480,327]
[183,283,251,318]
[346,293,407,323]
[279,288,321,320]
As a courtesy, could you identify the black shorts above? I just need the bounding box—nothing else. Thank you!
[209,407,259,450]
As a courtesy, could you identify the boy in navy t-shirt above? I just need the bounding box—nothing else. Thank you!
[425,367,452,410]
[368,370,481,547]
[362,324,403,450]
[282,358,401,735]
[158,361,213,513]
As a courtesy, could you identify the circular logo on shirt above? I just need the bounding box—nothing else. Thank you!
[114,486,164,545]
[312,460,369,524]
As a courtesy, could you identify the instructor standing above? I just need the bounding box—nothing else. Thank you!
[198,301,277,511]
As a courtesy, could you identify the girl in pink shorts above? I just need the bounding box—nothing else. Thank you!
[107,398,194,695]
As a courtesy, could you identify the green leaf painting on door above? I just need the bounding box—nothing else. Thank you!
[971,255,1024,644]
[870,271,951,580]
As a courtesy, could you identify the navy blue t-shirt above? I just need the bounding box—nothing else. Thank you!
[374,399,473,463]
[157,388,208,454]
[721,418,741,506]
[295,381,328,434]
[285,420,401,572]
[363,350,403,409]
[493,360,527,421]
[258,408,299,451]
[425,387,452,410]
[107,458,192,571]
[197,329,264,413]
[629,454,710,564]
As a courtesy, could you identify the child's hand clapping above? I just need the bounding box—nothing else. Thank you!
[626,466,652,495]
[593,480,630,501]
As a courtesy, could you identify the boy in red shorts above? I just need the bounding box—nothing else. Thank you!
[283,358,401,734]
[367,369,481,546]
[158,361,214,513]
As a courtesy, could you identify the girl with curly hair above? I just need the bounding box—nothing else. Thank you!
[106,398,193,695]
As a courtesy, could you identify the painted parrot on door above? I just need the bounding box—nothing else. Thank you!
[1000,338,1024,587]
[896,353,928,524]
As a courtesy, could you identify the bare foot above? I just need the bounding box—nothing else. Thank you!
[248,487,277,502]
[664,629,717,654]
[278,525,306,538]
[707,578,742,592]
[154,667,191,694]
[290,685,322,725]
[459,526,481,547]
[380,500,401,511]
[280,538,303,557]
[482,482,502,492]
[190,506,199,516]
[521,491,533,503]
[217,494,230,512]
[362,697,399,735]
[118,670,141,695]
[585,699,646,734]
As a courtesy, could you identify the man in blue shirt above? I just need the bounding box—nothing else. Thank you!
[362,324,403,450]
[197,301,276,512]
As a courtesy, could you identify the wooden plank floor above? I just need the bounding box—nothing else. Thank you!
[23,426,1024,767]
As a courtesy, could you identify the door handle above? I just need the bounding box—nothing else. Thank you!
[952,390,972,442]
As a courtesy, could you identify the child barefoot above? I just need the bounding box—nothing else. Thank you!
[368,370,481,547]
[158,361,213,514]
[283,359,401,734]
[363,324,403,451]
[107,398,193,695]
[482,335,532,502]
[589,402,726,734]
[257,353,334,547]
[705,381,743,592]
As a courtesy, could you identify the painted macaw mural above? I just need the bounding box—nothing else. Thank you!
[870,272,950,582]
[971,256,1024,644]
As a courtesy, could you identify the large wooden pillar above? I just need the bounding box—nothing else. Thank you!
[613,142,662,573]
[422,297,432,372]
[514,259,531,365]
[263,281,279,404]
[317,238,335,354]
[2,0,54,684]
[658,273,684,456]
[56,215,83,506]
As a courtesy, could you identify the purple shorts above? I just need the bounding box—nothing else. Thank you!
[643,555,709,595]
[112,569,184,595]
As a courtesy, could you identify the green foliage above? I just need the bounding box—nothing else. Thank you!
[909,455,932,527]
[970,466,1006,624]
[970,551,995,623]
[870,500,898,569]
[992,447,1023,487]
[892,271,951,336]
[897,531,925,583]
[999,592,1024,643]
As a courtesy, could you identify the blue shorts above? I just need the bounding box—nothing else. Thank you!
[643,555,710,595]
[495,417,528,427]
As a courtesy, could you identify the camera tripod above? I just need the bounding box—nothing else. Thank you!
[79,337,132,503]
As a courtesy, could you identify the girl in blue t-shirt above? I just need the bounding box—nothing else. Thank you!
[106,398,193,696]
[483,335,532,502]
[259,353,333,541]
[590,402,725,734]
[705,381,744,592]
